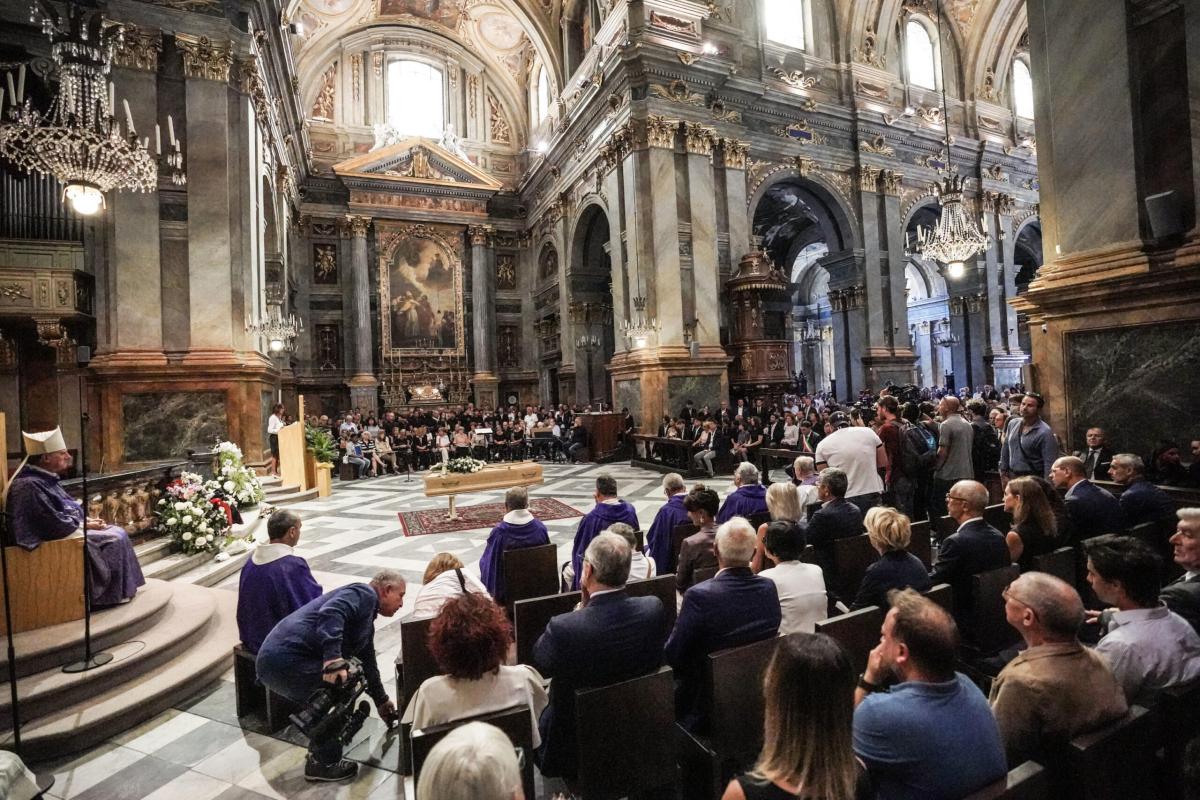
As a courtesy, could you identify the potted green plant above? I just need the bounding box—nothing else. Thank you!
[305,424,337,497]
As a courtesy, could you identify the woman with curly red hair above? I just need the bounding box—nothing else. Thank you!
[400,592,548,746]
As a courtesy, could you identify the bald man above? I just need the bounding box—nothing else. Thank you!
[931,396,975,518]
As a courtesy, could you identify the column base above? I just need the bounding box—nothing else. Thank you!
[609,345,731,429]
[348,374,379,414]
[861,350,918,391]
[984,352,1030,389]
[472,372,500,410]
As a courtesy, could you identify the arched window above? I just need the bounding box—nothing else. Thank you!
[1012,57,1035,119]
[534,67,551,124]
[905,18,938,90]
[387,60,444,138]
[764,0,805,49]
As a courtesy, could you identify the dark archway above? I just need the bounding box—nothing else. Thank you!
[569,205,615,408]
[905,204,953,388]
[1013,219,1043,354]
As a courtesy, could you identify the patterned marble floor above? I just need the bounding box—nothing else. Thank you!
[37,461,740,800]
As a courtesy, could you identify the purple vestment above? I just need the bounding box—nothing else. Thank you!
[716,483,768,524]
[646,493,689,570]
[236,545,323,653]
[479,511,551,604]
[6,465,145,607]
[570,500,640,589]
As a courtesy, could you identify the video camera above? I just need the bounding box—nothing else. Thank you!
[887,384,923,405]
[289,657,373,748]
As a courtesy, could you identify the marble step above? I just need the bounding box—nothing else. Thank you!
[265,487,319,507]
[0,581,216,729]
[134,537,174,567]
[0,585,238,760]
[143,548,212,582]
[259,475,282,488]
[262,483,301,499]
[0,580,174,681]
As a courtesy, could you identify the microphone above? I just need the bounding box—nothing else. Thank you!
[76,345,91,368]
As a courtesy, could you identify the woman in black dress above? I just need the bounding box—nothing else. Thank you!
[722,634,870,800]
[1003,475,1060,570]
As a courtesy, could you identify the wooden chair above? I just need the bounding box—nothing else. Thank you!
[502,543,560,612]
[693,566,718,584]
[0,538,86,634]
[669,522,699,574]
[815,606,887,674]
[410,705,535,800]
[1160,680,1200,799]
[398,616,440,713]
[232,644,299,732]
[1030,547,1076,586]
[830,534,880,601]
[747,511,771,531]
[910,520,933,568]
[1055,705,1160,800]
[967,565,1021,654]
[680,636,782,800]
[964,760,1049,800]
[626,574,678,638]
[575,666,676,799]
[984,503,1013,533]
[925,583,953,613]
[514,590,581,666]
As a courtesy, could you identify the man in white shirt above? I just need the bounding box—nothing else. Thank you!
[606,523,656,581]
[1085,534,1200,705]
[758,520,827,634]
[791,455,820,511]
[523,406,540,434]
[814,412,887,515]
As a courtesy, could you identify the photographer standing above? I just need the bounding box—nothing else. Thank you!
[257,570,405,781]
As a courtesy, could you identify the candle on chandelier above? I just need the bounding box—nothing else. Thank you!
[123,99,135,135]
[16,64,24,103]
[167,114,175,145]
[108,82,115,116]
[155,123,161,155]
[5,73,14,109]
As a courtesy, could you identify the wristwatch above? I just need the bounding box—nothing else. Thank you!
[857,673,889,694]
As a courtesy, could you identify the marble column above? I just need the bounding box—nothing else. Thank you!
[344,215,377,412]
[822,251,867,398]
[684,124,720,346]
[855,167,888,352]
[470,224,499,409]
[948,285,987,392]
[646,118,682,344]
[722,141,751,273]
[877,169,917,384]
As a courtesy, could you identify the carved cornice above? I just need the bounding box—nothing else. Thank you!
[114,26,161,71]
[828,286,866,311]
[722,139,749,170]
[176,35,233,82]
[683,122,716,157]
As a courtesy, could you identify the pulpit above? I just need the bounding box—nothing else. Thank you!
[579,412,623,463]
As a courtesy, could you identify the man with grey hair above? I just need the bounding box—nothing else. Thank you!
[533,532,667,780]
[791,455,820,509]
[479,485,550,605]
[1050,455,1124,540]
[236,508,322,654]
[257,569,405,781]
[666,516,781,731]
[646,472,689,569]
[566,474,639,590]
[716,462,768,523]
[607,522,655,580]
[806,467,865,578]
[1109,452,1177,531]
[1163,508,1200,634]
[930,479,1009,624]
[989,572,1128,764]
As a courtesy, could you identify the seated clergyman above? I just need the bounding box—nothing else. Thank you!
[6,427,144,607]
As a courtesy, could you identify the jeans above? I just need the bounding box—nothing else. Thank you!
[344,456,368,478]
[256,650,342,765]
[693,449,716,477]
[890,475,916,518]
[568,442,586,462]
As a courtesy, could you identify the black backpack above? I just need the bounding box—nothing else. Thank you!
[972,421,1002,477]
[900,421,937,476]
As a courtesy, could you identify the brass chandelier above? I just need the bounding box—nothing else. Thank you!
[914,0,988,278]
[0,2,184,217]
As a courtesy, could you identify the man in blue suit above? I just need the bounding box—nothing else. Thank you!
[1051,456,1124,542]
[533,531,667,781]
[665,516,781,732]
[806,468,865,578]
[716,462,768,523]
[1109,453,1177,528]
[930,480,1010,624]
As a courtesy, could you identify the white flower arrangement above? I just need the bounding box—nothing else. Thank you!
[436,457,488,475]
[206,441,264,507]
[155,475,231,555]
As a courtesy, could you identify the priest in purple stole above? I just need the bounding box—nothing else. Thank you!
[646,473,689,571]
[236,508,323,653]
[716,462,769,523]
[6,428,145,607]
[569,474,639,590]
[480,486,550,605]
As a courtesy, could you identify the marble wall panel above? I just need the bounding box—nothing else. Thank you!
[615,378,642,426]
[261,389,274,438]
[122,391,227,461]
[667,375,721,417]
[1065,320,1200,455]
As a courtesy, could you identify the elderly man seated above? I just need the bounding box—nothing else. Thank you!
[479,486,550,605]
[716,462,768,524]
[7,427,144,607]
[236,509,323,653]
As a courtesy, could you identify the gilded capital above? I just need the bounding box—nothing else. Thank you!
[878,169,903,196]
[996,193,1017,216]
[177,35,233,82]
[722,139,749,170]
[683,123,715,157]
[114,26,162,71]
[341,215,371,238]
[468,225,494,246]
[645,115,678,149]
[856,165,882,193]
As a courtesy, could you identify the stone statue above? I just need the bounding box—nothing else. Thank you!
[438,123,469,159]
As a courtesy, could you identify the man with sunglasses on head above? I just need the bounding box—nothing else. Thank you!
[999,393,1059,483]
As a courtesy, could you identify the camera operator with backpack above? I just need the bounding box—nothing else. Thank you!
[256,570,406,782]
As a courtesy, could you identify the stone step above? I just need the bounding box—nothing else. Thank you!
[134,537,174,567]
[262,483,300,499]
[0,584,215,728]
[142,548,213,582]
[259,475,282,488]
[0,580,174,681]
[0,585,239,761]
[265,487,318,507]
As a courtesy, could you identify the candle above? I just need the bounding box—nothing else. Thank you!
[16,64,24,103]
[167,114,175,145]
[108,82,114,115]
[5,73,14,109]
[123,98,135,134]
[155,123,161,154]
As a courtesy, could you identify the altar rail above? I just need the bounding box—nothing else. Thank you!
[62,461,188,544]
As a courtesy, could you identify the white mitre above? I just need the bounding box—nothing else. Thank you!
[22,427,67,455]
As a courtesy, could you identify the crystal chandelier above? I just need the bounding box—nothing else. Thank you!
[246,288,304,353]
[914,0,988,278]
[622,295,660,349]
[800,319,824,345]
[0,2,184,217]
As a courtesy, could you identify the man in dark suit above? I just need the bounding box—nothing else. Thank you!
[930,479,1010,623]
[767,413,786,446]
[1051,456,1125,541]
[665,516,780,732]
[1162,509,1200,635]
[1075,427,1115,482]
[533,532,668,781]
[1109,453,1177,528]
[806,468,865,578]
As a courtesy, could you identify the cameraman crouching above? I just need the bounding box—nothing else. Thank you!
[257,569,406,781]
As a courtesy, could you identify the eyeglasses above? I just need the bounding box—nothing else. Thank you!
[945,494,971,502]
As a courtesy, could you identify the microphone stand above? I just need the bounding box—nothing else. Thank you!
[64,346,112,673]
[0,504,21,753]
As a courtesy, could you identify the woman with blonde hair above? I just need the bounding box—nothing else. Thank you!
[1003,475,1059,570]
[851,506,931,609]
[752,481,806,573]
[722,633,868,800]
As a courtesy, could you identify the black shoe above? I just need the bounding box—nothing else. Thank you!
[304,757,358,782]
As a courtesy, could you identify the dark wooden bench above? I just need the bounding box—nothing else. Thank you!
[910,519,933,568]
[410,705,535,800]
[815,605,887,675]
[984,503,1013,533]
[680,636,783,800]
[1054,705,1159,800]
[575,665,676,799]
[964,760,1049,799]
[925,583,953,612]
[830,533,880,601]
[232,644,299,732]
[669,522,699,574]
[626,574,678,640]
[1159,680,1200,799]
[967,565,1021,655]
[514,590,581,667]
[693,566,718,584]
[747,511,772,531]
[1030,546,1076,586]
[397,616,440,713]
[502,543,560,612]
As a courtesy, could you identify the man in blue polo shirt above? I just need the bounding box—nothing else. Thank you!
[853,588,1006,800]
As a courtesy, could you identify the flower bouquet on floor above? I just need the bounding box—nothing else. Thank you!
[155,472,234,554]
[211,441,264,507]
[435,457,488,475]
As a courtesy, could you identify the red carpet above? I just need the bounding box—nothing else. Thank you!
[398,497,584,536]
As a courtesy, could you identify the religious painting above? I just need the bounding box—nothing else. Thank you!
[496,253,516,290]
[313,243,338,284]
[316,323,341,369]
[378,221,465,356]
[377,0,466,28]
[498,325,519,368]
[539,244,558,281]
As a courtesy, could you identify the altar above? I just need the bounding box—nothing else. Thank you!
[422,461,544,520]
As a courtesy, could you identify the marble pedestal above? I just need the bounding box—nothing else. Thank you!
[862,350,918,391]
[348,375,379,415]
[609,345,730,429]
[472,372,500,411]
